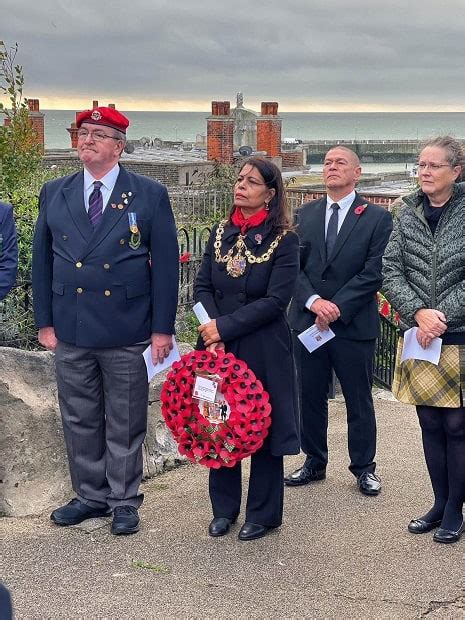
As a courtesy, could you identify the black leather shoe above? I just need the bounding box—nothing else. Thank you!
[433,522,464,544]
[51,498,111,526]
[111,506,140,535]
[357,472,381,496]
[208,517,235,537]
[238,522,275,541]
[408,518,442,534]
[284,463,326,486]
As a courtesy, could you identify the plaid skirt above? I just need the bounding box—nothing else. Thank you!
[392,338,465,407]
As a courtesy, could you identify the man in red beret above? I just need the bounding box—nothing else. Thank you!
[32,106,179,535]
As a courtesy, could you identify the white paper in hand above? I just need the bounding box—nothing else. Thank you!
[143,339,181,382]
[193,302,211,325]
[400,327,442,365]
[298,324,335,353]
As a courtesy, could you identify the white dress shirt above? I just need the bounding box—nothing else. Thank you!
[305,190,356,311]
[83,163,120,213]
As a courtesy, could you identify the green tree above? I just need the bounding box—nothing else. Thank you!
[0,40,41,200]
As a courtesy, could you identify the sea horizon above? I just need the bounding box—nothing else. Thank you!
[42,110,465,150]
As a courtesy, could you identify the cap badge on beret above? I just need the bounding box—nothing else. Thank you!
[76,106,129,133]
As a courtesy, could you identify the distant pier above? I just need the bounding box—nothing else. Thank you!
[294,139,465,163]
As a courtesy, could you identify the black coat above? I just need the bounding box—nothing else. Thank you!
[288,194,393,339]
[194,219,300,456]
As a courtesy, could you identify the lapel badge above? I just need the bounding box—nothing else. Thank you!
[128,192,132,197]
[128,212,141,249]
[254,233,263,245]
[111,203,117,209]
[117,203,124,210]
[354,203,368,215]
[122,193,127,199]
[123,198,129,205]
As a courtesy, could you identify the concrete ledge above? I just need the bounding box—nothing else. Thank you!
[0,345,190,517]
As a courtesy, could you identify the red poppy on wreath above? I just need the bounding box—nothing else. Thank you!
[179,251,191,263]
[354,203,368,215]
[161,350,271,468]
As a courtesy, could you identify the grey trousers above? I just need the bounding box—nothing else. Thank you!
[55,340,148,509]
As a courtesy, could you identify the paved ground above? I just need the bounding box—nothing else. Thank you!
[1,393,464,619]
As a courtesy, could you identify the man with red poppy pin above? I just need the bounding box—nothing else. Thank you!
[32,106,179,534]
[286,147,393,496]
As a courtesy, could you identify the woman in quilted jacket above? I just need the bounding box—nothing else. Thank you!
[383,136,465,545]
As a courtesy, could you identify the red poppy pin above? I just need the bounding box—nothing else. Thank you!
[179,251,191,263]
[354,203,368,215]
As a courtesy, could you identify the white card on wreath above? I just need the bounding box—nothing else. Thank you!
[193,375,219,403]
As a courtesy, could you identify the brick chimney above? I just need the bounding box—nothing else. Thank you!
[26,98,45,151]
[207,101,234,164]
[256,102,281,157]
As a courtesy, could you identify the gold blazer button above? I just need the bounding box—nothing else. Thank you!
[104,290,111,297]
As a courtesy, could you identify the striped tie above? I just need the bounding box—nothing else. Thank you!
[88,181,103,228]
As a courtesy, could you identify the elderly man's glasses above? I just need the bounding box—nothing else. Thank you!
[77,129,121,142]
[417,162,452,171]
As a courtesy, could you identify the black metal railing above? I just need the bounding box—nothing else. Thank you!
[373,314,399,388]
[1,233,400,391]
[177,226,211,306]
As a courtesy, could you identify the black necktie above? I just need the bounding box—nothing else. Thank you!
[326,203,340,259]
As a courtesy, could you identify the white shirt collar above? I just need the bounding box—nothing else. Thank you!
[326,190,356,212]
[84,163,120,191]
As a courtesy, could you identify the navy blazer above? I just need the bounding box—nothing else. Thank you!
[32,165,179,348]
[288,193,393,340]
[0,202,18,301]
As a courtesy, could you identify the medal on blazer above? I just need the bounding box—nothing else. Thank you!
[128,212,141,250]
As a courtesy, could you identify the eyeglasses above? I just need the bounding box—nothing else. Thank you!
[77,129,121,142]
[417,162,452,171]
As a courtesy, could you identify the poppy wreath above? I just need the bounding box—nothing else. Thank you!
[161,350,272,468]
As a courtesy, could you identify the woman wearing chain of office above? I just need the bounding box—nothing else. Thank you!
[194,157,299,541]
[382,136,465,544]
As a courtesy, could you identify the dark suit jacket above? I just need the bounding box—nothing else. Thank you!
[0,202,18,301]
[32,165,179,347]
[288,193,393,340]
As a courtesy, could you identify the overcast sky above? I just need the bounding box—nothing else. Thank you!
[3,0,465,111]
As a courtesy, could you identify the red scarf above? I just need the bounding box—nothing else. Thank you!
[231,207,268,235]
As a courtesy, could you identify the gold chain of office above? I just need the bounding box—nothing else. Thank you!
[214,219,287,278]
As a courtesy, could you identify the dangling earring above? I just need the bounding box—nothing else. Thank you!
[264,201,270,211]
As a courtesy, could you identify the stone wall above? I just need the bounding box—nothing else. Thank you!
[0,346,189,517]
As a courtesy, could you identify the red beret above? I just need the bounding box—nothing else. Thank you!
[76,106,129,133]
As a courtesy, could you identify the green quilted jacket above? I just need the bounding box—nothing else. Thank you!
[382,184,465,332]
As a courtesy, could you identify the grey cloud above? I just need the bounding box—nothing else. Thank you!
[3,0,465,107]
